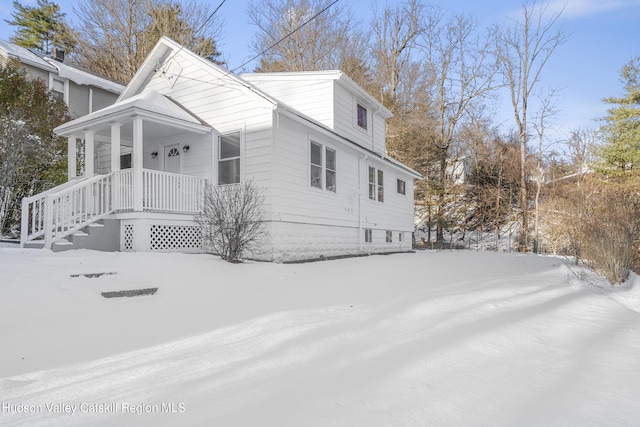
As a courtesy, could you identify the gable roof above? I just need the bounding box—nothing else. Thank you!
[119,36,278,108]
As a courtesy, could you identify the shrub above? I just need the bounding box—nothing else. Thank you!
[195,180,265,263]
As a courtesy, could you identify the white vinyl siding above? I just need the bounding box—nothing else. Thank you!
[142,49,273,212]
[241,75,335,128]
[92,89,118,112]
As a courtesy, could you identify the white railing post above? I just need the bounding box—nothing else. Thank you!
[20,198,28,248]
[44,194,54,249]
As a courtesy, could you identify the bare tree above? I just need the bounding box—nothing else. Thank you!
[566,127,599,179]
[532,88,559,252]
[495,1,566,248]
[370,0,426,110]
[418,11,499,242]
[72,0,222,84]
[248,0,369,84]
[196,181,266,263]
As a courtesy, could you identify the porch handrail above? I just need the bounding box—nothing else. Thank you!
[21,176,84,205]
[21,173,116,248]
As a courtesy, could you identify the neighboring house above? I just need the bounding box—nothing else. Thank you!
[20,37,421,262]
[0,39,124,118]
[446,156,472,185]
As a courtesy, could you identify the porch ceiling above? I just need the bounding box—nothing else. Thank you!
[54,90,211,138]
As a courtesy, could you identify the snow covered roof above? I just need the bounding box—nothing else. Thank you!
[43,57,124,94]
[0,39,124,95]
[54,90,210,135]
[0,39,57,72]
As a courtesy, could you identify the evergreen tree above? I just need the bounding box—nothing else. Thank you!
[598,56,640,173]
[5,0,75,54]
[0,60,70,235]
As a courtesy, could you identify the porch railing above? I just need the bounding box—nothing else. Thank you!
[143,169,205,213]
[21,169,206,249]
[21,173,114,249]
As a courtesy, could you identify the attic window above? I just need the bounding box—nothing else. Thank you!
[357,104,367,130]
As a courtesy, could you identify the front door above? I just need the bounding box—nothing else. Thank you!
[164,144,181,174]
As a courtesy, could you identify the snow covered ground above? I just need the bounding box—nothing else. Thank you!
[0,248,639,426]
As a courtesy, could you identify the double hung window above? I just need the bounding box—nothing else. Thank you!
[310,141,336,192]
[368,166,384,202]
[219,132,241,184]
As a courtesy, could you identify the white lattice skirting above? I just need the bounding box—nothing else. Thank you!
[120,218,203,253]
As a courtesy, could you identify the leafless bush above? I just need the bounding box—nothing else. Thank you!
[543,181,639,284]
[195,181,265,263]
[583,188,640,284]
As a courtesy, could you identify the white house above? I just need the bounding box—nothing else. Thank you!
[20,37,421,262]
[0,39,124,118]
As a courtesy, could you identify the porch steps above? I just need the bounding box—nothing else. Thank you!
[52,240,74,252]
[50,220,119,253]
[23,241,45,249]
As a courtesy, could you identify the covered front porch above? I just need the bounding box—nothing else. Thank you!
[20,91,213,250]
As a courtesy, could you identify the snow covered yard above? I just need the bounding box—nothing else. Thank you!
[0,248,639,426]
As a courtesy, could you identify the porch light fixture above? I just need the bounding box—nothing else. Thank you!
[182,145,190,153]
[151,151,158,159]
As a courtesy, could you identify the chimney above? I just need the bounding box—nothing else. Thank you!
[52,48,65,63]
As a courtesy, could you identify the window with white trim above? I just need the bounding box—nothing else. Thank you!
[218,131,240,184]
[399,232,403,242]
[397,179,406,195]
[357,103,367,130]
[51,78,65,101]
[386,230,392,242]
[365,229,372,243]
[310,141,336,192]
[369,166,384,202]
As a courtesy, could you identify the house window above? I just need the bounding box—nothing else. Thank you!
[399,232,403,242]
[368,166,384,202]
[218,131,240,185]
[365,229,372,243]
[326,148,336,192]
[120,153,132,169]
[368,166,376,200]
[386,230,392,242]
[52,78,65,101]
[310,142,322,189]
[310,141,336,192]
[397,179,406,195]
[357,103,367,130]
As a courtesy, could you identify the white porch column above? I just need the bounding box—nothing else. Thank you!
[67,135,76,179]
[133,117,144,212]
[110,123,121,173]
[84,131,94,178]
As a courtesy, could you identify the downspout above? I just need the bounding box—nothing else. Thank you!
[359,154,368,252]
